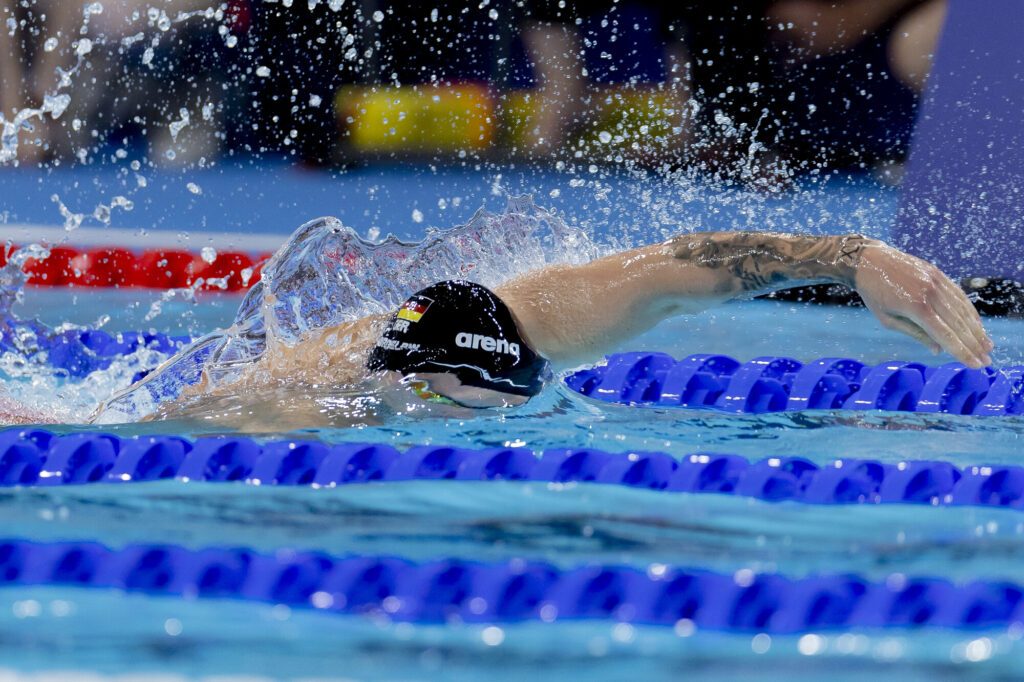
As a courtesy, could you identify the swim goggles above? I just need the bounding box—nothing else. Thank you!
[407,379,472,408]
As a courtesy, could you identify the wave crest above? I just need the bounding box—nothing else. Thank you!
[257,194,602,345]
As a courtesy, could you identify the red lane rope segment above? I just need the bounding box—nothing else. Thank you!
[0,246,275,291]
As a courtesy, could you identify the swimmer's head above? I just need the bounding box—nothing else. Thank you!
[366,280,549,407]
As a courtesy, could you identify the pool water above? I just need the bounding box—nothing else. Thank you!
[3,170,1023,680]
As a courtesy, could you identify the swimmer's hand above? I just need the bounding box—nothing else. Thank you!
[853,242,994,368]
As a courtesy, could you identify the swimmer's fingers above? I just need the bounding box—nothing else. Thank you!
[889,254,992,366]
[855,243,992,367]
[935,275,994,354]
[877,312,941,355]
[908,304,990,367]
[923,273,993,365]
[866,289,983,366]
[933,288,992,364]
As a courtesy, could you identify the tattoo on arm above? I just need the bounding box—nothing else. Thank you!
[669,232,873,294]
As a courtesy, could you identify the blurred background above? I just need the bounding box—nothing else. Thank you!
[0,0,944,176]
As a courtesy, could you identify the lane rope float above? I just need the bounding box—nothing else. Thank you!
[1,245,272,290]
[565,352,1024,416]
[3,429,1024,511]
[1,539,1021,631]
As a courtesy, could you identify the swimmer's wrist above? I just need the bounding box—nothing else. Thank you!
[831,234,881,287]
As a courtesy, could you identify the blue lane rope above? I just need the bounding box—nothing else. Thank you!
[14,323,1021,419]
[1,538,1022,631]
[4,429,1024,511]
[565,352,1024,416]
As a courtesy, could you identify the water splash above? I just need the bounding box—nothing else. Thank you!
[0,223,167,422]
[0,245,48,319]
[0,2,228,166]
[259,194,601,341]
[169,108,191,142]
[91,196,601,424]
[0,243,171,422]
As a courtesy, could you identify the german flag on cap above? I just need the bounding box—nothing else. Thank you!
[397,295,432,322]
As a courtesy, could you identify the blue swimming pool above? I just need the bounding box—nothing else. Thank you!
[3,167,1024,680]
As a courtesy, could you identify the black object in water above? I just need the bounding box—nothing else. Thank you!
[763,278,1024,318]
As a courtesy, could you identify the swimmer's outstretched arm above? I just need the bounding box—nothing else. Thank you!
[496,232,994,368]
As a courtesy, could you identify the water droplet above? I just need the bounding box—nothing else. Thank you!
[411,209,423,223]
[51,194,84,231]
[169,108,190,141]
[201,246,217,263]
[43,94,71,120]
[93,204,111,224]
[187,182,202,195]
[481,626,504,646]
[598,131,612,144]
[256,65,271,78]
[111,196,133,211]
[372,10,384,22]
[43,38,58,52]
[751,633,771,654]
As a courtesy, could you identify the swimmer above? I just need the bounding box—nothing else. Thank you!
[92,228,992,423]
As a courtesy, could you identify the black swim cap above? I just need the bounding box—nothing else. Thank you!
[366,280,548,397]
